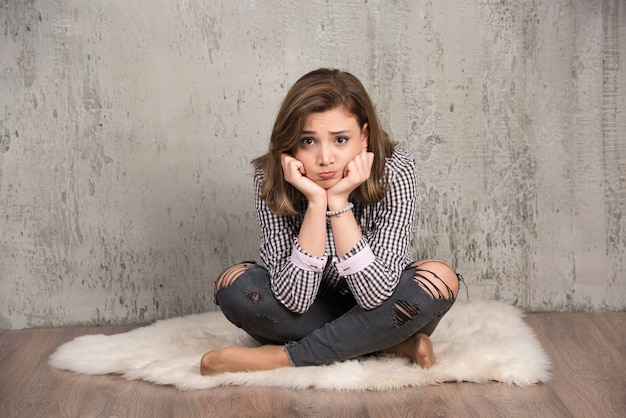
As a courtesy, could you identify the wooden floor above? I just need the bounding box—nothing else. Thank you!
[1,312,624,418]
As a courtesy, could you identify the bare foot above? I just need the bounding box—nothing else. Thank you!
[200,345,291,375]
[382,333,436,368]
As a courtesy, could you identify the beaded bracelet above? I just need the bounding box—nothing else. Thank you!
[326,202,354,217]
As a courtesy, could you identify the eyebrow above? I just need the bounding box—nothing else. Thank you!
[300,130,352,135]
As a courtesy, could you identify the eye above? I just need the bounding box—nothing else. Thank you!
[300,137,315,146]
[335,136,349,144]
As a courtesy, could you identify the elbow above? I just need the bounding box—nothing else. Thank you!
[276,294,313,315]
[356,297,385,311]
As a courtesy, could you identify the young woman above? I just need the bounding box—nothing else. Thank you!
[200,68,462,375]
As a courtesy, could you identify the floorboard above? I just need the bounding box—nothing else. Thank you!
[0,312,624,417]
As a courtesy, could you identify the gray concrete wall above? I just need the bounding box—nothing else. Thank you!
[1,0,624,329]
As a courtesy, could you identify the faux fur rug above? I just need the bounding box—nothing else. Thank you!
[48,300,551,391]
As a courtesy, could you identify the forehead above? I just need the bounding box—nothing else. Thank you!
[303,107,358,131]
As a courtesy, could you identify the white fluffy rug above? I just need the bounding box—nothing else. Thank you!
[48,300,551,391]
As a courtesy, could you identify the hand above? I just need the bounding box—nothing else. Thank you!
[281,153,326,203]
[327,149,374,203]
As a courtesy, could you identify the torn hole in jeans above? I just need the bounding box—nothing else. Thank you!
[413,268,453,299]
[247,292,262,303]
[393,299,420,327]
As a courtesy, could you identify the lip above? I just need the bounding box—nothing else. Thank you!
[318,171,337,180]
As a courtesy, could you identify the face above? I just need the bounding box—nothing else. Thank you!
[294,107,369,189]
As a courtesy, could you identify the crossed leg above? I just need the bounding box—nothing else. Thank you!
[201,260,460,374]
[381,260,459,368]
[201,262,289,375]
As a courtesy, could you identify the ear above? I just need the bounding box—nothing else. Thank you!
[361,122,369,149]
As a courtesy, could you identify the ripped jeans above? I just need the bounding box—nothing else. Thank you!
[214,262,460,367]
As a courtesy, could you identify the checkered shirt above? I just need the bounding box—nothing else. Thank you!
[254,147,417,314]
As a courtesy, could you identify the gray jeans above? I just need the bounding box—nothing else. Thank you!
[215,263,459,367]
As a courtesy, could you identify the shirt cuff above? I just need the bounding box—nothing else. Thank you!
[334,241,376,276]
[290,240,327,273]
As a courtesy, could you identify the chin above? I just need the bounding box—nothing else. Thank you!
[315,179,339,189]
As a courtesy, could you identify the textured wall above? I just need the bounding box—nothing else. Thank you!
[1,0,624,329]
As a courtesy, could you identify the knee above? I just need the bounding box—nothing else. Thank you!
[410,260,459,300]
[215,262,256,294]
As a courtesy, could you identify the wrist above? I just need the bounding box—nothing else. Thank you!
[326,203,354,217]
[327,195,349,211]
[307,197,328,213]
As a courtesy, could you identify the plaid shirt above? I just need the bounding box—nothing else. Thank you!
[254,147,417,314]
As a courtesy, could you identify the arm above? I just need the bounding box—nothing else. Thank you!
[254,170,327,314]
[326,149,374,257]
[333,150,417,309]
[281,154,327,257]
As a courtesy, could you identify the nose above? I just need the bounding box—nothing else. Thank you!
[317,143,334,166]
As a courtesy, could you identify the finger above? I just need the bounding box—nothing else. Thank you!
[344,161,365,183]
[281,153,296,167]
[351,153,373,181]
[281,154,303,176]
[352,152,371,173]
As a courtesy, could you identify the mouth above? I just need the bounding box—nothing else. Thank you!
[318,171,337,180]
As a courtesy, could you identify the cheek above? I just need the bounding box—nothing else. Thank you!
[342,147,362,168]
